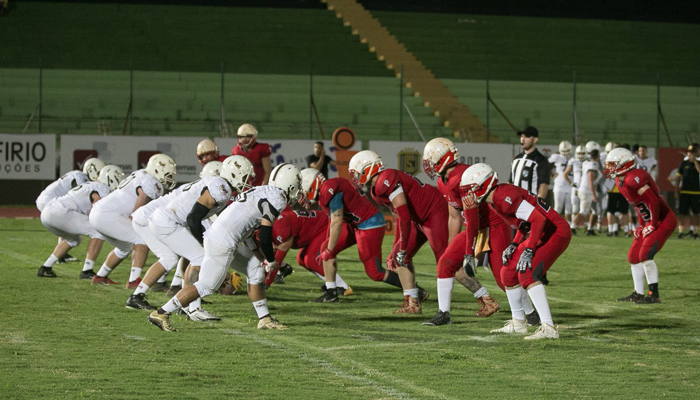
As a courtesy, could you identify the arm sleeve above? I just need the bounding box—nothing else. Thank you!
[329,192,344,214]
[274,248,288,265]
[258,225,275,262]
[463,207,480,256]
[186,202,210,244]
[640,188,660,227]
[523,208,547,249]
[395,204,412,251]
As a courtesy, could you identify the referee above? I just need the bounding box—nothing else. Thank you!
[510,126,551,285]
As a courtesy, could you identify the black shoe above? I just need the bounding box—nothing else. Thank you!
[571,228,577,236]
[422,310,452,326]
[279,263,294,277]
[678,233,685,239]
[613,231,620,237]
[273,274,285,284]
[79,269,96,280]
[150,281,167,292]
[694,234,700,240]
[586,230,597,236]
[312,290,338,303]
[606,232,614,237]
[539,273,550,286]
[57,253,78,264]
[166,285,181,297]
[635,295,661,304]
[526,310,540,326]
[37,266,57,278]
[125,293,156,310]
[617,291,644,302]
[417,285,430,302]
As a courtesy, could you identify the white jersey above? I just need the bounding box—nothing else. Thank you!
[580,160,602,194]
[635,156,657,173]
[204,185,287,249]
[132,185,185,226]
[164,176,233,225]
[49,181,112,215]
[36,170,89,209]
[548,153,571,191]
[95,169,164,216]
[567,158,583,187]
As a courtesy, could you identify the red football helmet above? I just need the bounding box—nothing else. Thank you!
[422,137,459,180]
[604,147,636,178]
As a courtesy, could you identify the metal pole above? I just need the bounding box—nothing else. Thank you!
[399,66,403,141]
[309,67,313,139]
[39,58,43,133]
[220,61,225,136]
[130,61,133,135]
[485,67,489,142]
[573,70,577,144]
[656,73,661,148]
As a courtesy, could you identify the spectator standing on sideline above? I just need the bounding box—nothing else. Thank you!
[675,144,700,239]
[306,141,336,178]
[510,126,551,284]
[232,123,272,186]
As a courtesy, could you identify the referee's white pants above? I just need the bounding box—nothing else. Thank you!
[194,238,263,298]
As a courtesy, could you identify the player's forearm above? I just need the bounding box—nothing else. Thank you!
[448,214,462,242]
[326,217,343,251]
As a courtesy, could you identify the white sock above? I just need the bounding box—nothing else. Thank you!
[44,254,59,268]
[313,272,325,280]
[189,297,202,312]
[161,296,182,314]
[527,284,554,326]
[613,223,619,232]
[505,287,525,321]
[325,281,337,290]
[82,259,95,272]
[569,220,576,229]
[521,290,535,314]
[631,263,645,294]
[642,260,659,285]
[129,267,142,282]
[335,274,348,289]
[134,281,150,296]
[608,223,614,233]
[404,288,419,299]
[156,273,167,283]
[437,278,455,313]
[252,299,269,318]
[473,287,488,299]
[171,272,183,287]
[96,264,112,277]
[622,224,629,233]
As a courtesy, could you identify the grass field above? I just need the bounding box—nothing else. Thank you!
[1,218,699,399]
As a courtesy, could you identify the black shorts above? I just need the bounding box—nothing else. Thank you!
[607,192,629,214]
[679,193,700,215]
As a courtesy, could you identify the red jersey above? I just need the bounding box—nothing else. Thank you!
[438,163,501,229]
[318,178,379,227]
[490,184,568,249]
[616,168,672,228]
[272,210,328,249]
[371,169,444,223]
[232,142,271,187]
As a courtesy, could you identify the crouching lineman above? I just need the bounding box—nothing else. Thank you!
[605,148,677,304]
[37,165,124,278]
[460,163,571,339]
[89,154,176,287]
[147,163,302,332]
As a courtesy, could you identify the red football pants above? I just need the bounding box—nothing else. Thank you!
[323,224,386,282]
[502,227,571,288]
[390,206,449,263]
[628,212,677,264]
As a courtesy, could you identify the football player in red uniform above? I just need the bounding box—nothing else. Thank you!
[232,124,272,186]
[300,169,415,305]
[605,148,677,304]
[263,209,352,295]
[348,150,448,314]
[461,163,571,339]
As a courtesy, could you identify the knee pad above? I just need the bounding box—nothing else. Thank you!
[501,268,518,287]
[114,247,132,259]
[64,237,81,248]
[194,281,216,298]
[160,255,180,272]
[247,257,265,285]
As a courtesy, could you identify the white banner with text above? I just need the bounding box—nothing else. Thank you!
[0,133,57,180]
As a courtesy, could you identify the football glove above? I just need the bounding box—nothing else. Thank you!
[220,272,242,295]
[516,247,535,273]
[395,250,409,267]
[264,260,279,273]
[319,248,334,262]
[386,254,398,271]
[634,226,643,239]
[642,225,655,238]
[462,254,476,277]
[502,242,518,266]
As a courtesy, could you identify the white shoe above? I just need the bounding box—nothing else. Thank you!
[524,323,559,340]
[257,315,289,330]
[490,319,527,334]
[185,308,221,321]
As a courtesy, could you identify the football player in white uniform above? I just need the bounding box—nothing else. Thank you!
[635,145,657,179]
[127,156,252,322]
[89,154,175,287]
[562,145,586,234]
[37,165,123,278]
[575,148,603,235]
[549,141,573,221]
[148,163,302,332]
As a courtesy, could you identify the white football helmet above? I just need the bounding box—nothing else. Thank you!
[575,145,587,161]
[200,160,223,178]
[348,150,384,190]
[82,157,106,181]
[269,163,302,205]
[237,123,258,151]
[604,147,636,178]
[146,154,177,190]
[196,139,220,166]
[586,141,601,154]
[98,165,125,191]
[558,141,572,158]
[459,163,499,205]
[604,142,618,153]
[422,137,460,179]
[300,168,326,205]
[220,156,255,192]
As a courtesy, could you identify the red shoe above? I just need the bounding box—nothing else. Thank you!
[125,277,142,289]
[476,295,500,317]
[91,275,119,285]
[393,295,422,314]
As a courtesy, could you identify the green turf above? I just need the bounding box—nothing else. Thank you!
[1,218,699,399]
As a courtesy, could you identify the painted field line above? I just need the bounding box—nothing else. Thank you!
[0,248,42,266]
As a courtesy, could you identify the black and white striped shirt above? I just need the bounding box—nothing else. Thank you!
[510,149,550,196]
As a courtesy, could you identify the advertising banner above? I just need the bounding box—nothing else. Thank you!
[0,133,56,180]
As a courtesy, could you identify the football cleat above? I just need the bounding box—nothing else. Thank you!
[279,263,294,277]
[490,319,528,334]
[56,253,79,264]
[635,295,661,304]
[617,291,644,302]
[524,323,559,340]
[37,266,57,278]
[417,286,430,302]
[422,310,452,326]
[393,296,422,314]
[257,315,289,330]
[91,275,119,285]
[678,233,685,239]
[150,281,167,292]
[125,277,142,289]
[273,274,285,284]
[339,286,353,297]
[125,293,156,310]
[571,228,577,236]
[476,296,500,317]
[166,285,182,297]
[148,311,177,332]
[526,310,541,326]
[184,308,221,321]
[79,269,96,280]
[312,289,339,303]
[585,230,597,236]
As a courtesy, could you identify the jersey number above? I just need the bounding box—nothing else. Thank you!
[117,174,136,190]
[636,202,651,222]
[294,210,317,218]
[235,188,256,203]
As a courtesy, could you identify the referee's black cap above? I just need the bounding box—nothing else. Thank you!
[517,126,538,137]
